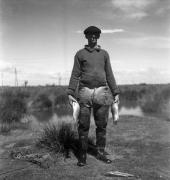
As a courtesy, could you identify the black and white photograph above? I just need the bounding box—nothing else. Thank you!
[0,0,169,179]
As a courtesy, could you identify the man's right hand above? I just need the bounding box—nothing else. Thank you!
[68,95,77,105]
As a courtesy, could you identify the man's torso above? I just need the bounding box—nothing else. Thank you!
[77,47,107,88]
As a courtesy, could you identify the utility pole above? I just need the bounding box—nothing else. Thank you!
[24,80,28,88]
[14,68,18,87]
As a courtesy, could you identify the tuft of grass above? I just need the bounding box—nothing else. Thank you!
[37,122,97,158]
[37,122,79,157]
[37,124,61,153]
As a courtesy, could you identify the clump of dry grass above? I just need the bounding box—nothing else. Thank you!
[37,121,97,158]
[37,122,79,157]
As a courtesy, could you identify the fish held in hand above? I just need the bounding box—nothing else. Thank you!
[72,101,80,122]
[111,102,119,125]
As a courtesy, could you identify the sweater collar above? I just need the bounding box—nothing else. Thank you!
[84,45,101,52]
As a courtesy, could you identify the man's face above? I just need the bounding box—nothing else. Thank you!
[86,33,99,44]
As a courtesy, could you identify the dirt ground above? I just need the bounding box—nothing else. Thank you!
[0,115,170,180]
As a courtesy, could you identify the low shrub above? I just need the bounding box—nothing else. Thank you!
[55,93,69,106]
[37,122,78,155]
[0,123,11,134]
[120,90,138,101]
[32,94,52,110]
[0,88,28,125]
[140,87,170,114]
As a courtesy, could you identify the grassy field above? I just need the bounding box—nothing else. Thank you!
[0,84,170,179]
[0,115,169,180]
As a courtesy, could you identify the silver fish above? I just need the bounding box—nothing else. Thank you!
[111,102,119,125]
[105,171,134,177]
[72,101,80,122]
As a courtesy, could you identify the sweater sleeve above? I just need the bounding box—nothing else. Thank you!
[67,52,81,98]
[105,51,120,96]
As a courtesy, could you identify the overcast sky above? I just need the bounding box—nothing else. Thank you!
[0,0,170,86]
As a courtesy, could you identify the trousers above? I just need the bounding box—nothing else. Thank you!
[77,86,114,152]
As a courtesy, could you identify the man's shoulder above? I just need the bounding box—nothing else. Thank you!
[99,48,109,57]
[75,48,86,56]
[100,48,108,54]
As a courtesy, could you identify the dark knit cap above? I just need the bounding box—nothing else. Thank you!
[84,26,101,35]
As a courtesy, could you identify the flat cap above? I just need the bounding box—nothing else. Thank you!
[84,26,101,35]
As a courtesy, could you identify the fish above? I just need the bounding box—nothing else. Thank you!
[111,102,119,125]
[72,101,80,122]
[105,171,134,177]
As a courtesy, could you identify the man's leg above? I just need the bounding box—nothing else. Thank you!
[77,105,91,166]
[93,104,111,163]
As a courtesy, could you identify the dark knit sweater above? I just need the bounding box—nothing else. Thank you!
[67,45,120,97]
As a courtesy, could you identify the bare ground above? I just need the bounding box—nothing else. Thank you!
[0,115,170,180]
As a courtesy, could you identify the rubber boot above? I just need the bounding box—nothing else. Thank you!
[77,136,87,167]
[96,147,112,164]
[77,150,87,167]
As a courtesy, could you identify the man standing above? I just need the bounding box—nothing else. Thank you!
[67,26,120,166]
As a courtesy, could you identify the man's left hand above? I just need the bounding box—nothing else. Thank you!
[114,95,119,104]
